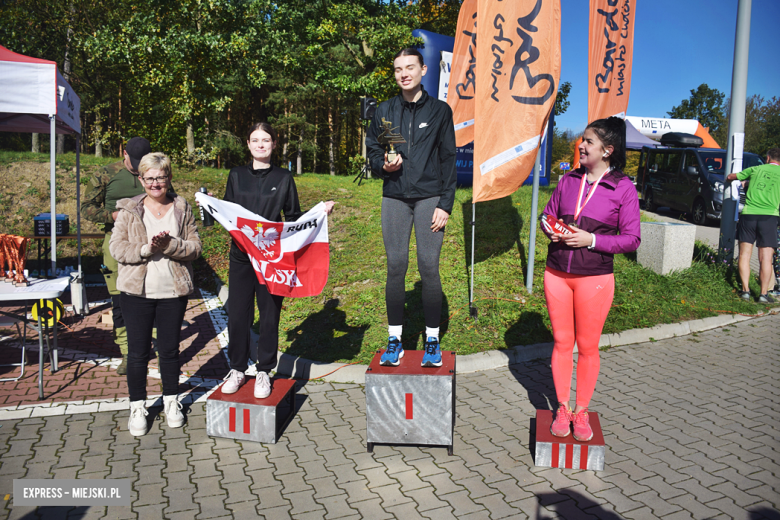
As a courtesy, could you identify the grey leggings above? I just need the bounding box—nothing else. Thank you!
[382,196,444,329]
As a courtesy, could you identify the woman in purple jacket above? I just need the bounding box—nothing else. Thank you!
[541,117,641,442]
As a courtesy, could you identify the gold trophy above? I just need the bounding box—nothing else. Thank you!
[377,118,406,162]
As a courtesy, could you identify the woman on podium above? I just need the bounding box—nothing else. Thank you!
[540,117,640,441]
[219,122,334,399]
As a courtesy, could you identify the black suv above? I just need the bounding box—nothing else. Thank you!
[637,134,764,225]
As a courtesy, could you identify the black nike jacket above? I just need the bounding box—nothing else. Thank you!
[365,87,457,214]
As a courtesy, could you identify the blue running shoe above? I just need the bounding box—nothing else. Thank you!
[380,337,404,366]
[422,337,442,367]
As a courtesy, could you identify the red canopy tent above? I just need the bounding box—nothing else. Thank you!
[0,44,87,313]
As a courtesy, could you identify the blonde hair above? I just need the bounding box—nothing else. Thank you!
[138,152,172,177]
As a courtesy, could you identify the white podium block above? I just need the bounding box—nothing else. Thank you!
[534,409,606,471]
[365,350,456,454]
[207,377,296,444]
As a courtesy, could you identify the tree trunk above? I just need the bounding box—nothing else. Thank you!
[282,102,289,167]
[313,109,318,173]
[32,133,40,153]
[95,113,103,157]
[297,125,304,174]
[328,103,336,176]
[57,1,74,156]
[347,112,354,159]
[186,122,195,157]
[118,88,123,157]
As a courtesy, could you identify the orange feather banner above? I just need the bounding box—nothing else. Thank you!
[447,0,479,147]
[473,0,561,203]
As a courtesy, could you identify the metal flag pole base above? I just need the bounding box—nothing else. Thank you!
[469,203,477,322]
[526,149,542,294]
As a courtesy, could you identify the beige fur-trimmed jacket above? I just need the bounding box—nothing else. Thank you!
[109,193,202,296]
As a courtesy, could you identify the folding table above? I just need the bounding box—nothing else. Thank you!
[0,277,68,399]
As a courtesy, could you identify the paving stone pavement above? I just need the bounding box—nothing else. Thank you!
[0,287,228,410]
[0,314,778,519]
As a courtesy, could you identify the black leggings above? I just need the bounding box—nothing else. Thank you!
[227,259,284,373]
[122,293,188,402]
[381,196,444,328]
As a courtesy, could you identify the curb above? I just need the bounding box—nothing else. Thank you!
[456,310,776,376]
[214,277,779,384]
[1,287,774,419]
[215,278,368,384]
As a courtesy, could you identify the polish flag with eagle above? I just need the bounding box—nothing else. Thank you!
[195,193,330,297]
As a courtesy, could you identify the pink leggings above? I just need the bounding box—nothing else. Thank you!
[544,267,614,409]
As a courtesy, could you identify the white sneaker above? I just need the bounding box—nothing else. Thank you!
[254,372,272,399]
[163,395,184,428]
[128,400,148,436]
[222,369,246,394]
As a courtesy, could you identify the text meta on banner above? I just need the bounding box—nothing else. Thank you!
[13,479,131,506]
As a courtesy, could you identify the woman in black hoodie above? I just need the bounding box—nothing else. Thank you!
[220,122,334,399]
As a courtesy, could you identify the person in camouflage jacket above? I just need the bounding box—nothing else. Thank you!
[81,137,151,374]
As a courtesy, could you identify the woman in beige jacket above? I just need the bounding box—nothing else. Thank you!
[109,152,202,436]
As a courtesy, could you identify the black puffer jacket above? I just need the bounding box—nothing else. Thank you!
[366,88,457,213]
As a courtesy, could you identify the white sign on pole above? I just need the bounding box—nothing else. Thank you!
[57,70,81,134]
[731,132,745,173]
[439,51,452,102]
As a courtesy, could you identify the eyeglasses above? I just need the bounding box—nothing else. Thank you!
[141,175,168,185]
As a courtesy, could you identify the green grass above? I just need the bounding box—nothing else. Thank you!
[0,150,119,170]
[2,154,769,365]
[188,173,767,366]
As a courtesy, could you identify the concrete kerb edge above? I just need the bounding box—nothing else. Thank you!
[213,276,779,382]
[215,275,366,384]
[1,283,775,418]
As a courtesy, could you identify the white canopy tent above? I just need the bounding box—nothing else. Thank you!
[0,44,85,293]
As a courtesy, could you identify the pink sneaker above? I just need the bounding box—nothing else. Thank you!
[550,405,572,437]
[572,409,593,442]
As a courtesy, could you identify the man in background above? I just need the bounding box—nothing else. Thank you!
[727,147,780,303]
[82,137,151,374]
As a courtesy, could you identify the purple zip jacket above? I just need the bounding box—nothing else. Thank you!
[542,168,641,275]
